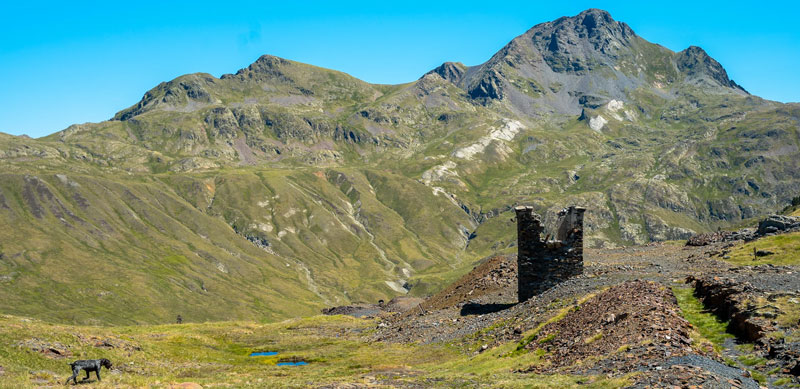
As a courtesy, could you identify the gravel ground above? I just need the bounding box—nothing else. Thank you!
[524,280,695,374]
[375,243,726,345]
[325,239,800,385]
[632,354,760,389]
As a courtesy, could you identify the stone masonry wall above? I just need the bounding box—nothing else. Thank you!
[516,205,585,302]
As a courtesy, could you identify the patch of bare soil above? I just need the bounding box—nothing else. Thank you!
[523,280,694,374]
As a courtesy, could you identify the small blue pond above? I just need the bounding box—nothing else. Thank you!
[277,361,308,366]
[249,351,278,357]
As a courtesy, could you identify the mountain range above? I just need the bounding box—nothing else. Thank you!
[1,9,798,325]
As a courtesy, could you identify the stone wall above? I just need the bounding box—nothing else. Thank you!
[516,205,585,302]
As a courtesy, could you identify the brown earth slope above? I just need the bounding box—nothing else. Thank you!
[524,280,693,374]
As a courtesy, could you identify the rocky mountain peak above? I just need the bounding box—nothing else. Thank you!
[244,54,291,73]
[571,8,622,36]
[221,54,293,83]
[113,73,218,121]
[522,9,636,73]
[424,62,466,84]
[677,46,748,93]
[447,8,749,115]
[455,9,643,109]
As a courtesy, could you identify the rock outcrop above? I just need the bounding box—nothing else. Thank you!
[757,215,800,235]
[677,46,748,93]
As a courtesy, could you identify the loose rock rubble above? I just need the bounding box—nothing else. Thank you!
[344,233,798,385]
[687,275,773,342]
[688,274,800,380]
[77,334,143,352]
[523,280,694,374]
[321,296,424,318]
[15,338,73,359]
[687,214,800,246]
[632,355,760,389]
[686,231,738,246]
[768,341,800,376]
[419,254,517,312]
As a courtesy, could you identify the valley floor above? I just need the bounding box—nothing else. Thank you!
[0,313,631,388]
[1,241,798,388]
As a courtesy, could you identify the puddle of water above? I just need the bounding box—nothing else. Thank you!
[249,351,278,357]
[277,361,308,366]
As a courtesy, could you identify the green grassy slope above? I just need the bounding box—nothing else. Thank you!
[0,314,630,388]
[0,164,476,324]
[2,10,800,325]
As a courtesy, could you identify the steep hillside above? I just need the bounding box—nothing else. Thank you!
[5,237,798,387]
[1,9,799,324]
[0,165,476,324]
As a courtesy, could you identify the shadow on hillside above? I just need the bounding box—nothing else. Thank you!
[460,303,516,316]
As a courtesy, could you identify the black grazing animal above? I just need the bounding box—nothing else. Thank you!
[64,358,112,385]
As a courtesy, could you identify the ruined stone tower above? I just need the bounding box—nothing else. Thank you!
[515,205,585,302]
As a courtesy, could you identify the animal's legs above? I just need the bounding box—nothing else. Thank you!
[64,369,79,385]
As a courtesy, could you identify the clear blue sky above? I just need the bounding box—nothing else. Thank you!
[1,1,799,138]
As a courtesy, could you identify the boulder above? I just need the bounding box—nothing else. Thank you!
[757,215,800,235]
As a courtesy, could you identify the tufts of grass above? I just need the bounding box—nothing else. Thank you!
[737,354,767,367]
[585,332,603,344]
[750,370,767,384]
[538,333,557,344]
[0,313,635,388]
[671,286,734,351]
[724,232,800,266]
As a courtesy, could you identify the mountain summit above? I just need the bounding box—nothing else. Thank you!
[0,9,797,325]
[429,9,747,116]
